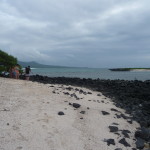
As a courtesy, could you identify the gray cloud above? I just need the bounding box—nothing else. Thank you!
[0,0,150,67]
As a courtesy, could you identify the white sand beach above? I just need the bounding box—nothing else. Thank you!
[0,78,140,150]
[130,69,150,72]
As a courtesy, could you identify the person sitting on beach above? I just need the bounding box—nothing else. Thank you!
[11,65,20,79]
[14,64,20,79]
[25,66,31,81]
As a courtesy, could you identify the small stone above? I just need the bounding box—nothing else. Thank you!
[119,138,131,147]
[111,108,119,112]
[63,92,70,95]
[122,130,130,138]
[80,111,85,114]
[109,126,119,132]
[116,114,121,118]
[112,123,119,125]
[49,85,54,87]
[73,103,81,108]
[127,120,133,124]
[7,123,9,126]
[105,139,115,146]
[58,111,65,115]
[102,111,110,115]
[87,92,92,94]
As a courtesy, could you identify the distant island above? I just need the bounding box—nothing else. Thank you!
[109,68,150,71]
[18,61,67,68]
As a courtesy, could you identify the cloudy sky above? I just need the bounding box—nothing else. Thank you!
[0,0,150,68]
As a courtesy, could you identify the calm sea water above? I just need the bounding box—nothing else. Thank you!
[30,67,150,81]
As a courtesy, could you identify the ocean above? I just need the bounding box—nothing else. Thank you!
[30,67,150,81]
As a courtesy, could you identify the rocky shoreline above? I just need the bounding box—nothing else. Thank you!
[2,74,150,149]
[27,75,150,149]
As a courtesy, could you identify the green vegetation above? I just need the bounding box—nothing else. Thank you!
[0,50,22,73]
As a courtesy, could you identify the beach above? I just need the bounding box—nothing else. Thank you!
[0,77,141,150]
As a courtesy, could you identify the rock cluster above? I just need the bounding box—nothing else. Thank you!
[18,75,150,149]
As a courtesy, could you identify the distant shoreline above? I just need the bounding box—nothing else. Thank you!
[109,68,150,71]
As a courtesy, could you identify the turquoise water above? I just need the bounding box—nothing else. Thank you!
[30,67,150,81]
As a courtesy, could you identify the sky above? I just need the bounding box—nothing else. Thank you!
[0,0,150,68]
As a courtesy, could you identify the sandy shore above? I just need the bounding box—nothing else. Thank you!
[130,69,150,72]
[0,77,140,150]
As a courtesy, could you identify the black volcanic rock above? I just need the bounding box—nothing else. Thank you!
[135,127,150,141]
[66,87,73,91]
[70,93,79,100]
[112,123,119,125]
[63,92,70,95]
[105,139,115,146]
[111,108,119,112]
[102,111,110,115]
[72,103,81,108]
[135,138,145,149]
[122,130,130,138]
[109,126,118,132]
[87,92,92,94]
[58,111,65,115]
[119,138,131,147]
